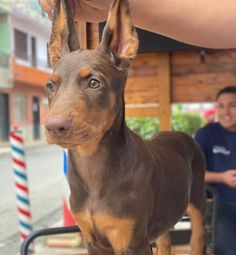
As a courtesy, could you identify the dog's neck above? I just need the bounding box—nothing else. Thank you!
[74,93,127,155]
[69,98,135,197]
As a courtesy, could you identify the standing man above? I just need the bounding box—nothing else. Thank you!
[195,86,236,255]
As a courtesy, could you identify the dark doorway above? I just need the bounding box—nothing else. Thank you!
[32,97,40,140]
[0,93,10,141]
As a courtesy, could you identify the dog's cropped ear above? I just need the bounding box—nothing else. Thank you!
[48,0,80,67]
[99,0,139,68]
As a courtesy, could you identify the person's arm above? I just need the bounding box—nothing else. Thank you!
[205,169,236,188]
[38,0,236,49]
[130,0,236,49]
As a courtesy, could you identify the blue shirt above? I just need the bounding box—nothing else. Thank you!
[195,122,236,205]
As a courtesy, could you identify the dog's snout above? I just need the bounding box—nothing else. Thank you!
[45,116,72,137]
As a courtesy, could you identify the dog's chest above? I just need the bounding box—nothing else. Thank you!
[73,210,135,252]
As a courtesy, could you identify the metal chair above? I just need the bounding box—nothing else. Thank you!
[20,226,80,255]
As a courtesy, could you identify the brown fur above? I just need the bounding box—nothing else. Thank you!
[45,0,206,254]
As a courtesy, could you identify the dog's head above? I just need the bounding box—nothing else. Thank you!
[45,0,138,153]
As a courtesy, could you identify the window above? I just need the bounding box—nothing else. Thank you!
[31,36,37,66]
[14,29,28,60]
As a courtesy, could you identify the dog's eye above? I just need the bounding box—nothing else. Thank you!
[46,82,55,93]
[88,79,101,89]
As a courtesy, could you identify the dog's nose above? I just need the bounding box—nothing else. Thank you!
[45,116,72,137]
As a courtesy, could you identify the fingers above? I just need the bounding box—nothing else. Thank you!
[48,8,54,20]
[223,170,236,188]
[74,0,111,22]
[38,0,55,19]
[228,169,236,177]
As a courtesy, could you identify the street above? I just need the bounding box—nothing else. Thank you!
[0,144,66,255]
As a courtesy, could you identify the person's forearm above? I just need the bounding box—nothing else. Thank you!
[205,171,224,183]
[129,0,236,49]
[39,0,236,48]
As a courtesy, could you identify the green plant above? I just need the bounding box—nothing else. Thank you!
[126,113,205,140]
[172,112,205,135]
[126,117,159,140]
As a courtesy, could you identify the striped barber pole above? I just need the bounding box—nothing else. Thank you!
[63,149,76,226]
[10,129,33,245]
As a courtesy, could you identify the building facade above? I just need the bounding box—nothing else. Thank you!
[0,1,51,143]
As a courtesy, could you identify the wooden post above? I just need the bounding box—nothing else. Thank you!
[76,22,87,49]
[75,22,99,50]
[157,52,171,131]
[87,23,99,49]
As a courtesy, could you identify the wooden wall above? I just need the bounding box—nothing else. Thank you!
[171,49,236,102]
[125,49,236,129]
[80,22,236,130]
[126,49,236,104]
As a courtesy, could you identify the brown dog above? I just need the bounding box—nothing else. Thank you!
[45,0,206,254]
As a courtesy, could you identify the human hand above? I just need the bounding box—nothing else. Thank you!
[38,0,112,22]
[74,0,111,22]
[38,0,55,20]
[222,169,236,188]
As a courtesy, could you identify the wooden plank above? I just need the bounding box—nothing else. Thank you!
[171,50,201,65]
[172,62,236,76]
[128,53,159,77]
[125,104,159,117]
[87,23,99,49]
[172,83,224,103]
[76,22,99,50]
[125,76,159,104]
[76,22,87,49]
[157,52,171,131]
[172,49,236,66]
[172,71,236,102]
[173,71,236,86]
[125,50,236,105]
[204,49,236,64]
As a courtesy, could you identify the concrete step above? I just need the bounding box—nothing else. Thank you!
[34,247,87,255]
[33,233,86,255]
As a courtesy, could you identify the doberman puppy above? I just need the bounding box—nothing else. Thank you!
[45,0,206,254]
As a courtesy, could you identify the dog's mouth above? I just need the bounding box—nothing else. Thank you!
[45,121,103,149]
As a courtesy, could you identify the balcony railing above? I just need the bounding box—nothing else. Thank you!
[0,52,10,68]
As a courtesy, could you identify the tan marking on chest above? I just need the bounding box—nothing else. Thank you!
[73,211,135,252]
[72,211,93,243]
[94,213,135,252]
